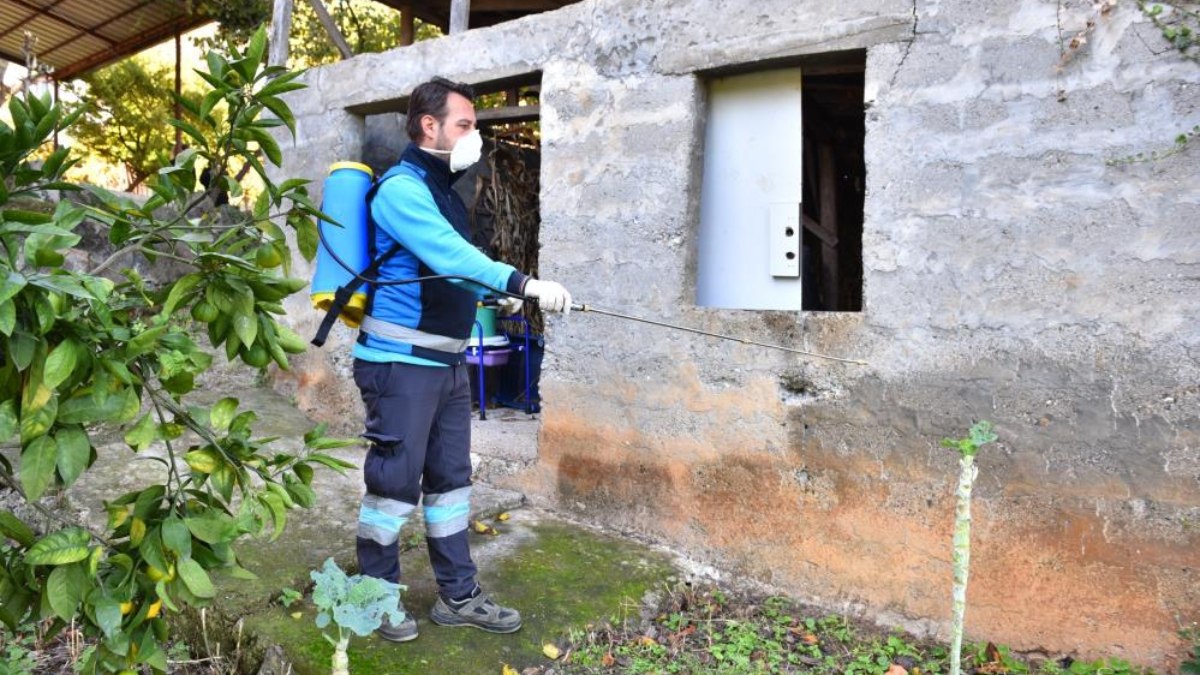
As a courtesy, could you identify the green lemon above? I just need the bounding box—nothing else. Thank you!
[191,301,220,323]
[255,244,283,268]
[243,344,270,368]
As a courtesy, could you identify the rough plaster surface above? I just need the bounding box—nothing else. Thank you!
[267,0,1199,666]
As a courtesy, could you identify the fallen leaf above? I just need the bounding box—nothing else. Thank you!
[884,664,908,675]
[471,519,499,535]
[636,636,657,647]
[501,664,519,675]
[496,512,511,521]
[290,611,302,619]
[543,643,561,660]
[602,652,615,667]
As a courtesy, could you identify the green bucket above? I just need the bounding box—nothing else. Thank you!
[471,305,497,339]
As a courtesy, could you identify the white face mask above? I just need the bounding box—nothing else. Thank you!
[427,129,482,171]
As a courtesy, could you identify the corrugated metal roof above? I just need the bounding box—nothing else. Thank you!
[0,0,211,81]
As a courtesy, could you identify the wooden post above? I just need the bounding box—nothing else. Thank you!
[400,5,415,46]
[450,0,471,34]
[817,143,840,310]
[306,0,353,60]
[173,30,182,156]
[269,0,295,68]
[52,79,59,150]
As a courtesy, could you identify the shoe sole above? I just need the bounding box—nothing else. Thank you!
[430,612,522,634]
[378,630,419,643]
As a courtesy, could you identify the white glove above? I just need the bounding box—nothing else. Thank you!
[524,279,572,315]
[496,296,524,316]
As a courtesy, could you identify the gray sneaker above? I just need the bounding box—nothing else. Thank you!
[430,590,522,634]
[377,602,418,642]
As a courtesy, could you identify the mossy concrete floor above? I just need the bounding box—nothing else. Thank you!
[61,369,681,674]
[251,511,678,674]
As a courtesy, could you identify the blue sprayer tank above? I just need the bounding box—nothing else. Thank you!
[310,161,374,328]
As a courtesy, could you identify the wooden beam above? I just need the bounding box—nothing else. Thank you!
[51,14,210,80]
[400,5,415,46]
[802,213,838,248]
[306,0,353,60]
[449,0,471,34]
[474,104,540,125]
[269,0,295,68]
[817,142,840,309]
[173,31,182,156]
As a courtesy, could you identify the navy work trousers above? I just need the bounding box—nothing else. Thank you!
[353,359,477,601]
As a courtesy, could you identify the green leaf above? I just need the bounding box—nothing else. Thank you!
[54,426,91,487]
[185,511,236,545]
[46,564,86,621]
[9,331,36,370]
[43,338,80,389]
[0,399,16,444]
[210,397,238,432]
[93,597,122,638]
[166,118,209,147]
[176,558,215,599]
[259,492,286,542]
[20,379,57,444]
[161,516,192,559]
[0,270,26,304]
[123,413,159,452]
[258,95,295,136]
[293,214,318,262]
[257,70,306,98]
[0,299,14,336]
[232,304,257,348]
[25,527,90,565]
[245,126,283,167]
[0,510,35,547]
[245,25,268,75]
[20,435,57,501]
[127,325,167,358]
[287,482,316,509]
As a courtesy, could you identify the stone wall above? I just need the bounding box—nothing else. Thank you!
[268,0,1200,666]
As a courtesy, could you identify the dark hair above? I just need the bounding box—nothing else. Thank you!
[405,77,476,142]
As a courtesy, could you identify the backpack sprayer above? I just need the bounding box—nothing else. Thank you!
[309,162,866,366]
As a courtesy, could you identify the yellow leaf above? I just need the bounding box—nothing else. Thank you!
[146,601,162,619]
[636,636,657,647]
[471,519,498,535]
[291,611,303,620]
[543,643,561,660]
[501,665,519,675]
[496,512,510,522]
[119,601,133,615]
[129,517,146,547]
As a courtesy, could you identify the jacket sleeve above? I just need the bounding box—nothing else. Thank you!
[371,174,528,295]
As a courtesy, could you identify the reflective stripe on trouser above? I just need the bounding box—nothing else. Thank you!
[353,359,478,598]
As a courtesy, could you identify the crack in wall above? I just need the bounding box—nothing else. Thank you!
[890,0,920,88]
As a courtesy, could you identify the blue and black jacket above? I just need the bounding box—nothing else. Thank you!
[353,143,528,367]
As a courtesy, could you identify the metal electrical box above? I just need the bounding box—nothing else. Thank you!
[769,202,801,277]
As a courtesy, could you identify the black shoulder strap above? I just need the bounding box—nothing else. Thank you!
[310,170,404,348]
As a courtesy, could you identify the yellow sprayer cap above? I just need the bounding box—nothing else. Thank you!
[328,161,373,177]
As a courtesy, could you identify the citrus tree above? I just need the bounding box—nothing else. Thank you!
[0,27,353,673]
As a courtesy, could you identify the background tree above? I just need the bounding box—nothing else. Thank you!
[198,0,440,67]
[70,58,181,191]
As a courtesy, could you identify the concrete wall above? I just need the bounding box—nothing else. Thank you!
[268,0,1200,666]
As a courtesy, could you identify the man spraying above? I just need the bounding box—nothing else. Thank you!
[352,76,571,642]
